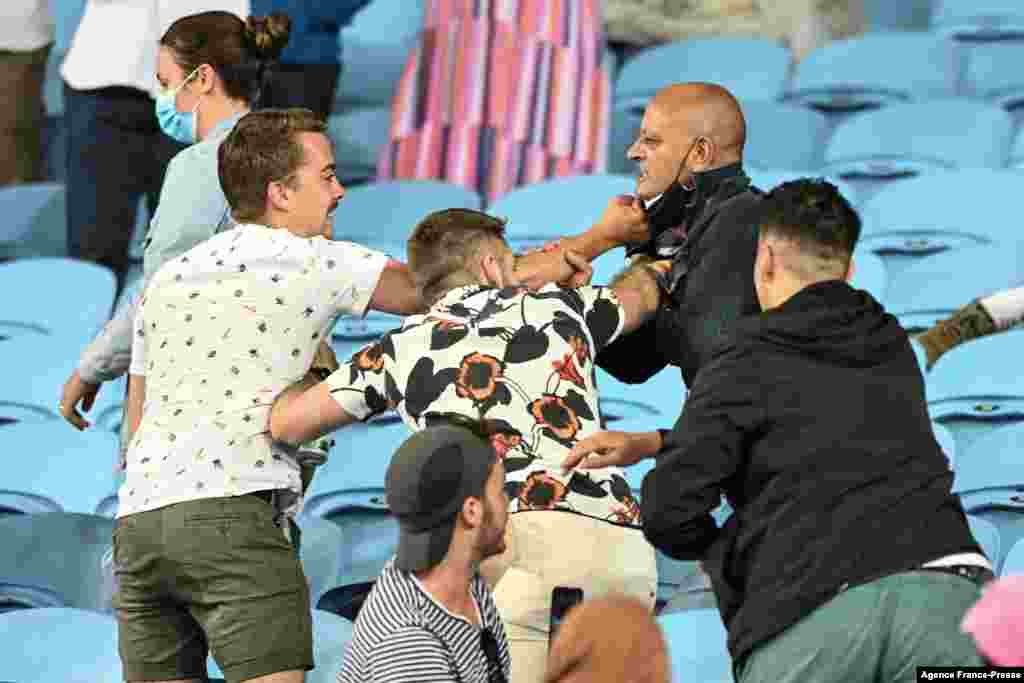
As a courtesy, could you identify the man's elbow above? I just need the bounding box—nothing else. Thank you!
[641,511,717,561]
[268,409,306,447]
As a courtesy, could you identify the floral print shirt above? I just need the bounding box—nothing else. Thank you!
[327,284,643,527]
[124,224,388,519]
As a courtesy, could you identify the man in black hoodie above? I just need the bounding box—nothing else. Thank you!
[563,179,989,681]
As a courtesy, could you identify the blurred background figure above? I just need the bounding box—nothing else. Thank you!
[58,1,245,287]
[0,0,54,187]
[961,574,1024,667]
[254,0,373,120]
[545,595,670,683]
[376,0,611,203]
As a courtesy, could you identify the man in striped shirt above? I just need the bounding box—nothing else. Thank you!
[337,423,512,683]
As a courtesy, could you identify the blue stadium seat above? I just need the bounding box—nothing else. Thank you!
[932,0,1024,41]
[954,422,1024,496]
[335,0,424,107]
[489,174,636,241]
[863,0,935,31]
[614,39,791,110]
[1012,130,1024,169]
[658,608,732,683]
[823,101,1014,203]
[740,101,831,172]
[0,335,126,430]
[964,42,1024,108]
[933,422,957,471]
[208,608,355,682]
[1003,538,1024,575]
[849,249,888,307]
[0,183,66,260]
[786,32,958,112]
[0,257,116,345]
[967,515,1003,572]
[928,330,1024,454]
[328,106,391,185]
[884,244,1024,334]
[296,513,346,609]
[330,180,483,243]
[745,168,860,208]
[599,367,687,433]
[0,513,115,612]
[857,170,1023,280]
[1,422,120,515]
[304,419,406,592]
[0,607,121,682]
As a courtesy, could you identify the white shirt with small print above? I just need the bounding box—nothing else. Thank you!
[122,223,387,519]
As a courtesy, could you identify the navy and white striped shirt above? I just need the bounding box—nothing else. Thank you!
[338,560,512,683]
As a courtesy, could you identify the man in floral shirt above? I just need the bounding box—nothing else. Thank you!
[270,208,667,682]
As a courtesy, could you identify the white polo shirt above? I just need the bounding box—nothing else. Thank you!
[61,0,249,93]
[123,223,387,518]
[0,1,53,51]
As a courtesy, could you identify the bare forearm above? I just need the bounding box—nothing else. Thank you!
[514,228,619,290]
[125,374,146,439]
[269,374,321,445]
[611,261,664,334]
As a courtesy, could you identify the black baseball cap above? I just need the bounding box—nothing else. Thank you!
[385,424,498,572]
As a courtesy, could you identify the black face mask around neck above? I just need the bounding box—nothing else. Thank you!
[645,140,701,238]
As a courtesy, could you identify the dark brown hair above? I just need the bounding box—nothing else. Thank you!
[160,11,291,105]
[407,209,509,306]
[218,108,328,222]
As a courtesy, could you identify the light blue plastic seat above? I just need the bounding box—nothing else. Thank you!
[967,515,1003,573]
[0,183,67,260]
[847,249,888,306]
[786,32,958,113]
[932,0,1024,41]
[741,101,831,172]
[208,608,355,682]
[964,42,1024,108]
[863,0,934,31]
[1,422,120,515]
[1003,537,1024,575]
[304,419,408,591]
[330,180,483,243]
[490,174,636,241]
[615,39,791,110]
[933,422,957,471]
[1012,130,1024,169]
[857,170,1023,280]
[954,422,1024,496]
[0,334,126,430]
[823,100,1014,203]
[927,330,1024,454]
[328,106,391,184]
[0,513,115,612]
[335,0,424,107]
[0,257,116,346]
[659,608,733,683]
[885,244,1024,334]
[295,513,346,608]
[745,168,860,208]
[0,607,121,682]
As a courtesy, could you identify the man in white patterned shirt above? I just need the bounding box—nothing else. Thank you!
[116,109,421,683]
[269,208,669,683]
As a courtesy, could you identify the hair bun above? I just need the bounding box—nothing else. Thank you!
[243,12,291,61]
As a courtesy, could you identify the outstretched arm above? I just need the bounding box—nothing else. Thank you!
[368,259,424,315]
[269,376,358,447]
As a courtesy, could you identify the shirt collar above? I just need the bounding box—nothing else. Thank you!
[209,111,246,139]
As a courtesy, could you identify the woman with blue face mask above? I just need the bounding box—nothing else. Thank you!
[59,11,329,455]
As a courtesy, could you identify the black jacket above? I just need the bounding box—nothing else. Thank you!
[641,281,981,662]
[596,164,763,388]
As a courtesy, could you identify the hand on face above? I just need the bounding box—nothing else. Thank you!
[596,194,649,246]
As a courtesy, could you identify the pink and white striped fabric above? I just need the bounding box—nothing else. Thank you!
[376,0,611,204]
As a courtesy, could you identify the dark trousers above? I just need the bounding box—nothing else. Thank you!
[63,83,184,283]
[262,63,341,121]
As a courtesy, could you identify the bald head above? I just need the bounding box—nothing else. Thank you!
[629,82,746,200]
[545,595,669,683]
[650,83,746,158]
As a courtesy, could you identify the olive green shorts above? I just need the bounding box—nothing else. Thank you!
[112,493,313,682]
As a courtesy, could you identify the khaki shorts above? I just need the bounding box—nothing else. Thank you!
[482,512,658,683]
[112,493,313,682]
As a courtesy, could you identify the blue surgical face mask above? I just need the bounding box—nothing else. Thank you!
[155,67,201,144]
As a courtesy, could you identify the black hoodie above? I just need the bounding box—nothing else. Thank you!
[640,280,981,663]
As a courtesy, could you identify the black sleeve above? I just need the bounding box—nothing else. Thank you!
[640,350,755,560]
[594,316,669,383]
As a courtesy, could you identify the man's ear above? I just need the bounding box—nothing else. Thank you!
[692,135,716,172]
[845,255,856,283]
[461,496,483,529]
[479,252,502,289]
[267,180,290,213]
[194,63,216,95]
